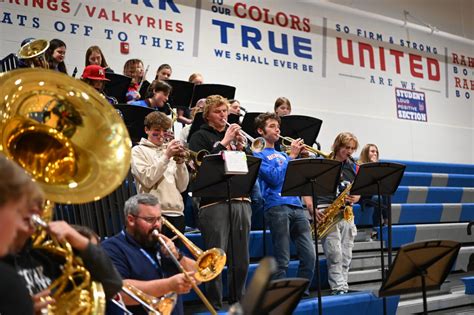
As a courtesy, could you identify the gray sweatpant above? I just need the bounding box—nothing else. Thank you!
[321,216,357,292]
[198,201,252,309]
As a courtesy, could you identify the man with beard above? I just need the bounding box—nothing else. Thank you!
[102,193,197,315]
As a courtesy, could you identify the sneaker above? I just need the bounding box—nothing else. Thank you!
[371,231,378,240]
[331,290,345,295]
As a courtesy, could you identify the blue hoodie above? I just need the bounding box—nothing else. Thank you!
[254,148,302,211]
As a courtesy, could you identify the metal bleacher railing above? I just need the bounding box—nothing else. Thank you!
[0,53,19,73]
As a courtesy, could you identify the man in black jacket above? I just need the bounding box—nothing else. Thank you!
[188,95,252,309]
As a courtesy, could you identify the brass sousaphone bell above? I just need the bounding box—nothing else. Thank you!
[0,69,132,314]
[17,39,50,68]
[0,68,132,203]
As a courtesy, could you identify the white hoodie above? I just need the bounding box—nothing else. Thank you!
[131,138,189,216]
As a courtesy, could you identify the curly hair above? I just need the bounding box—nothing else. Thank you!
[144,111,172,130]
[254,112,281,131]
[203,95,229,121]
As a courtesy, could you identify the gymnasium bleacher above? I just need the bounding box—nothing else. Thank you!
[55,159,474,314]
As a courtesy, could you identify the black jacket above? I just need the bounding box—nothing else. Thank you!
[0,261,34,315]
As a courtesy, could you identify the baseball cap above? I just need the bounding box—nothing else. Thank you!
[81,65,110,81]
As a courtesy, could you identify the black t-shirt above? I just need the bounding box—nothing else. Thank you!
[317,158,357,206]
[0,261,34,315]
[2,240,63,296]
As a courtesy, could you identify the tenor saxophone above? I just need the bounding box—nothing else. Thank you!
[316,184,354,239]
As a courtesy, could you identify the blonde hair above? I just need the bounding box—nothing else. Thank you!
[203,95,229,121]
[330,132,359,159]
[0,155,33,207]
[359,143,379,164]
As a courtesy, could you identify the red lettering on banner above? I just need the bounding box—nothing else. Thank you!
[359,42,374,69]
[379,47,386,71]
[85,5,96,17]
[336,38,441,81]
[337,38,354,64]
[8,0,71,13]
[389,49,404,74]
[233,2,311,32]
[82,5,182,32]
[452,53,474,68]
[454,78,474,90]
[427,58,440,81]
[409,54,423,78]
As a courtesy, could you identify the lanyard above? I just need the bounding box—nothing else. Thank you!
[121,230,161,272]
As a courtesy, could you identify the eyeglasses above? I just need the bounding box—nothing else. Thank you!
[132,215,162,225]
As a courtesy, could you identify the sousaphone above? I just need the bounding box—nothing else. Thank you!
[17,39,50,68]
[0,69,132,314]
[0,68,131,203]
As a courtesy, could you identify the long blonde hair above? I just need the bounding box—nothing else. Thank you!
[358,143,379,164]
[329,132,359,160]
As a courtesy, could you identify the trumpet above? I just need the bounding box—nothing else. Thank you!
[279,135,330,158]
[223,120,266,152]
[182,148,209,168]
[153,229,217,315]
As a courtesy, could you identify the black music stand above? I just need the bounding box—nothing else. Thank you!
[166,79,194,108]
[281,158,342,315]
[228,113,240,125]
[187,112,205,142]
[241,112,263,140]
[190,83,236,108]
[105,73,132,104]
[351,162,405,315]
[138,80,150,100]
[114,104,154,144]
[192,154,262,302]
[260,278,310,315]
[241,257,277,314]
[240,257,309,315]
[379,240,461,315]
[280,115,323,148]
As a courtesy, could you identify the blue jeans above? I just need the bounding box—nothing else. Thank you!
[265,205,316,286]
[250,181,265,230]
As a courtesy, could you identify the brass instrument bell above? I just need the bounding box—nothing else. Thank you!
[161,217,226,282]
[0,69,132,204]
[17,39,50,68]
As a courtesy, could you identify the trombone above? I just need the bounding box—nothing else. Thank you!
[121,283,177,315]
[153,229,218,315]
[160,217,226,282]
[279,135,330,158]
[223,120,266,153]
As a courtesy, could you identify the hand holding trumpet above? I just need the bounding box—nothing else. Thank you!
[164,139,186,164]
[221,122,242,149]
[288,138,305,159]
